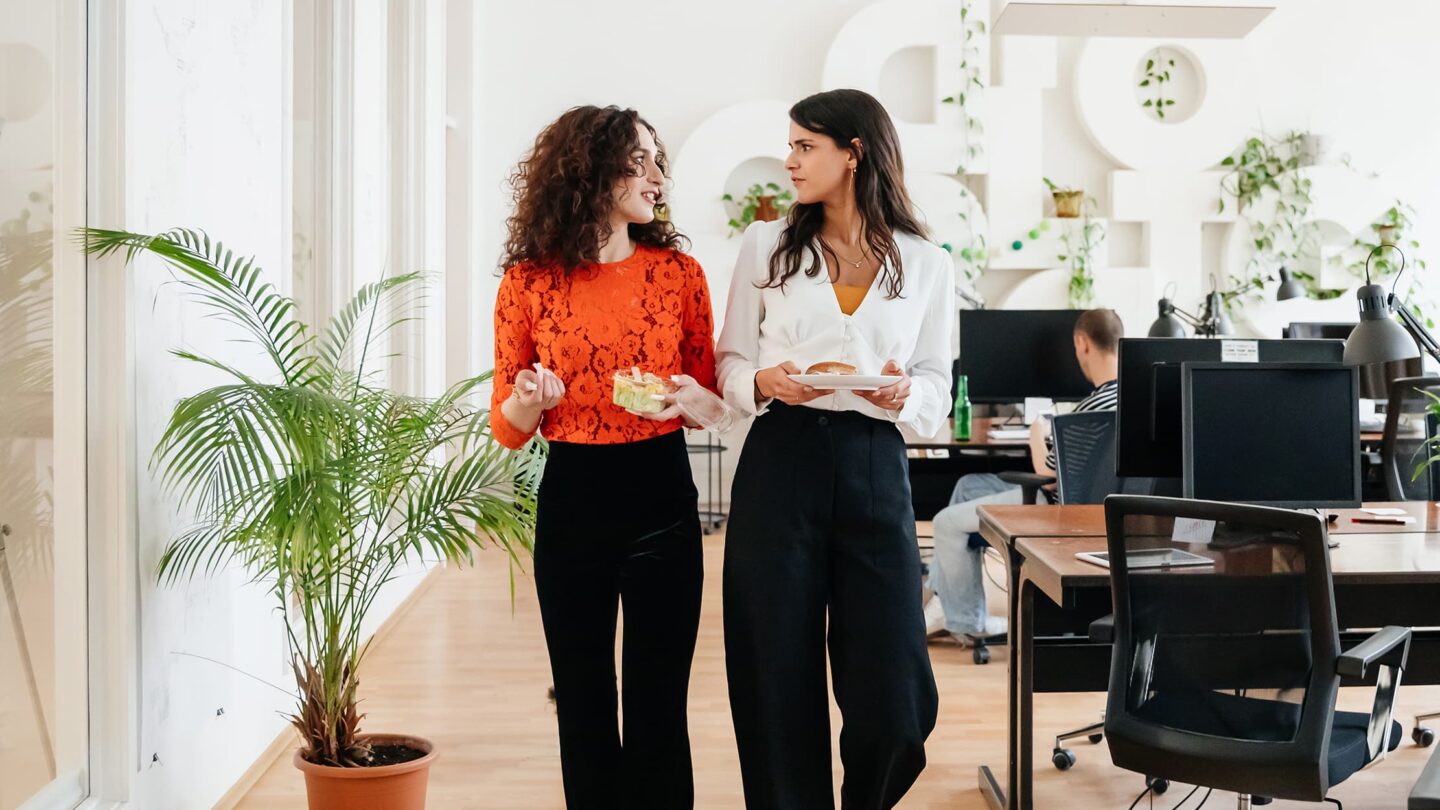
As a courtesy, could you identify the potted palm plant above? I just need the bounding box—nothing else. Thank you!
[80,228,544,810]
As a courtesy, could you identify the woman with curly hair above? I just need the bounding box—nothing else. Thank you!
[490,105,716,808]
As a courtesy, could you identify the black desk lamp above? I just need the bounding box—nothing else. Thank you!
[1148,282,1235,337]
[1149,269,1305,338]
[1343,245,1440,365]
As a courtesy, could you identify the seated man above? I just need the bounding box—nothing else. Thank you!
[924,308,1122,640]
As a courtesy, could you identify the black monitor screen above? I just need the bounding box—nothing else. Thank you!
[958,310,1094,404]
[1285,322,1356,340]
[1283,322,1423,398]
[1116,338,1344,478]
[1183,363,1359,508]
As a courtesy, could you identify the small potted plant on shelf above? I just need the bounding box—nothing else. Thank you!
[723,181,794,236]
[1044,177,1085,219]
[80,228,544,810]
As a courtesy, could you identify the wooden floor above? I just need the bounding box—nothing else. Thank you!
[238,531,1438,808]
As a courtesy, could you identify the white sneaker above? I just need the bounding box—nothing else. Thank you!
[983,615,1009,637]
[924,597,947,638]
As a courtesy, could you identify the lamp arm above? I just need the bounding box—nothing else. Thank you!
[1392,295,1440,364]
[1169,304,1206,330]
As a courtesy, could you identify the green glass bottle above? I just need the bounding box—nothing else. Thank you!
[953,374,972,441]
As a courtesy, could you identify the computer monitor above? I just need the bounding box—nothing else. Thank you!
[958,309,1094,404]
[1182,362,1360,508]
[1284,322,1356,340]
[1116,338,1344,478]
[1283,321,1423,399]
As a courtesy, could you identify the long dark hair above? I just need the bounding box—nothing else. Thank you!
[501,105,687,274]
[765,89,928,299]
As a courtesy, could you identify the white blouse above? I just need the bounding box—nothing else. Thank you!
[716,219,955,439]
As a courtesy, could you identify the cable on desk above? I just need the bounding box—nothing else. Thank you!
[1126,782,1154,810]
[1189,788,1212,809]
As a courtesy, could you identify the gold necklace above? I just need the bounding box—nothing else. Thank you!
[826,240,868,269]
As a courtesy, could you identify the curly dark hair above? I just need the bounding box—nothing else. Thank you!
[501,105,688,274]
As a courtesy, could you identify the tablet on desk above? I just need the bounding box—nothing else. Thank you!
[1076,548,1215,570]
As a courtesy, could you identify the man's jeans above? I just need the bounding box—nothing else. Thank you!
[929,473,1022,635]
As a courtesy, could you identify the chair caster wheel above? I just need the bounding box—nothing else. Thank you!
[1416,726,1436,747]
[1052,748,1076,771]
[973,645,991,665]
[1146,776,1169,795]
[1251,797,1272,806]
[1087,733,1104,744]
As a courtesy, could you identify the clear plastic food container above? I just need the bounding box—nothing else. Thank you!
[612,368,676,413]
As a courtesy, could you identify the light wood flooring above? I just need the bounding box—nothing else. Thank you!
[236,531,1438,809]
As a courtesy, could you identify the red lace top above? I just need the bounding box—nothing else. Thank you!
[490,245,717,449]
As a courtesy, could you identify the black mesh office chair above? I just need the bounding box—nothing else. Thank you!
[1045,411,1164,772]
[1381,376,1440,501]
[1103,496,1409,809]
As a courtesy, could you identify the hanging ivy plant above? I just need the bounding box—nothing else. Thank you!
[1219,131,1321,300]
[1331,201,1434,326]
[1139,49,1177,120]
[940,0,986,175]
[1058,198,1104,308]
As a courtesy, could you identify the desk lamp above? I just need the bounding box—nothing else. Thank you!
[1343,245,1440,365]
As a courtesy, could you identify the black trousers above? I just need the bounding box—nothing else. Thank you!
[724,403,939,810]
[533,431,704,810]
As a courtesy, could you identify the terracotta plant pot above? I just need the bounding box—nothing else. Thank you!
[1053,190,1084,218]
[754,194,780,223]
[293,734,437,810]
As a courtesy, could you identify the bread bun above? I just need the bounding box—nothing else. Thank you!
[805,361,858,375]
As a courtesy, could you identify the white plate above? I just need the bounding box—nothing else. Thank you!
[787,374,902,391]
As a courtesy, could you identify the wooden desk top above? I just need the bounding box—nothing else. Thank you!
[1017,531,1440,606]
[906,417,1031,450]
[979,501,1440,543]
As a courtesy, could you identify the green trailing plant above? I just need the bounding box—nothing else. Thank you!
[949,183,989,289]
[722,182,793,237]
[1219,131,1322,300]
[78,227,544,767]
[941,0,987,174]
[1057,198,1104,308]
[1139,50,1176,120]
[1332,201,1434,326]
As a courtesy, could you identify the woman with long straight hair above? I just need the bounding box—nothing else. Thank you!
[716,88,951,809]
[492,104,716,809]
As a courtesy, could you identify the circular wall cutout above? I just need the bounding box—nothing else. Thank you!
[1132,46,1203,125]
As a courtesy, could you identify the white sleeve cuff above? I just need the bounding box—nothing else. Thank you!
[724,366,772,417]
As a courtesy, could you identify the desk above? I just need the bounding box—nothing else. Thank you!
[976,501,1440,810]
[907,417,1033,451]
[905,418,1033,519]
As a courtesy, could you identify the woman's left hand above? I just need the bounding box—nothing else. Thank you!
[858,360,911,411]
[626,374,700,427]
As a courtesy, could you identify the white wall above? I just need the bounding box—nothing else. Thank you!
[114,2,440,807]
[122,3,293,807]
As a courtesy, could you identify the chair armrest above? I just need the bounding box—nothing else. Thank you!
[1088,614,1114,644]
[997,472,1056,505]
[1337,626,1412,679]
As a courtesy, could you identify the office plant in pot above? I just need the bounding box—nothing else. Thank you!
[1044,177,1085,218]
[723,181,794,236]
[80,228,543,810]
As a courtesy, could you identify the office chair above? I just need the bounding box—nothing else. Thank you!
[1103,495,1409,810]
[1035,411,1159,773]
[1381,376,1440,502]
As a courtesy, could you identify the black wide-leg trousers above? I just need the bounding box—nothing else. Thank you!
[533,431,704,810]
[724,403,939,810]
